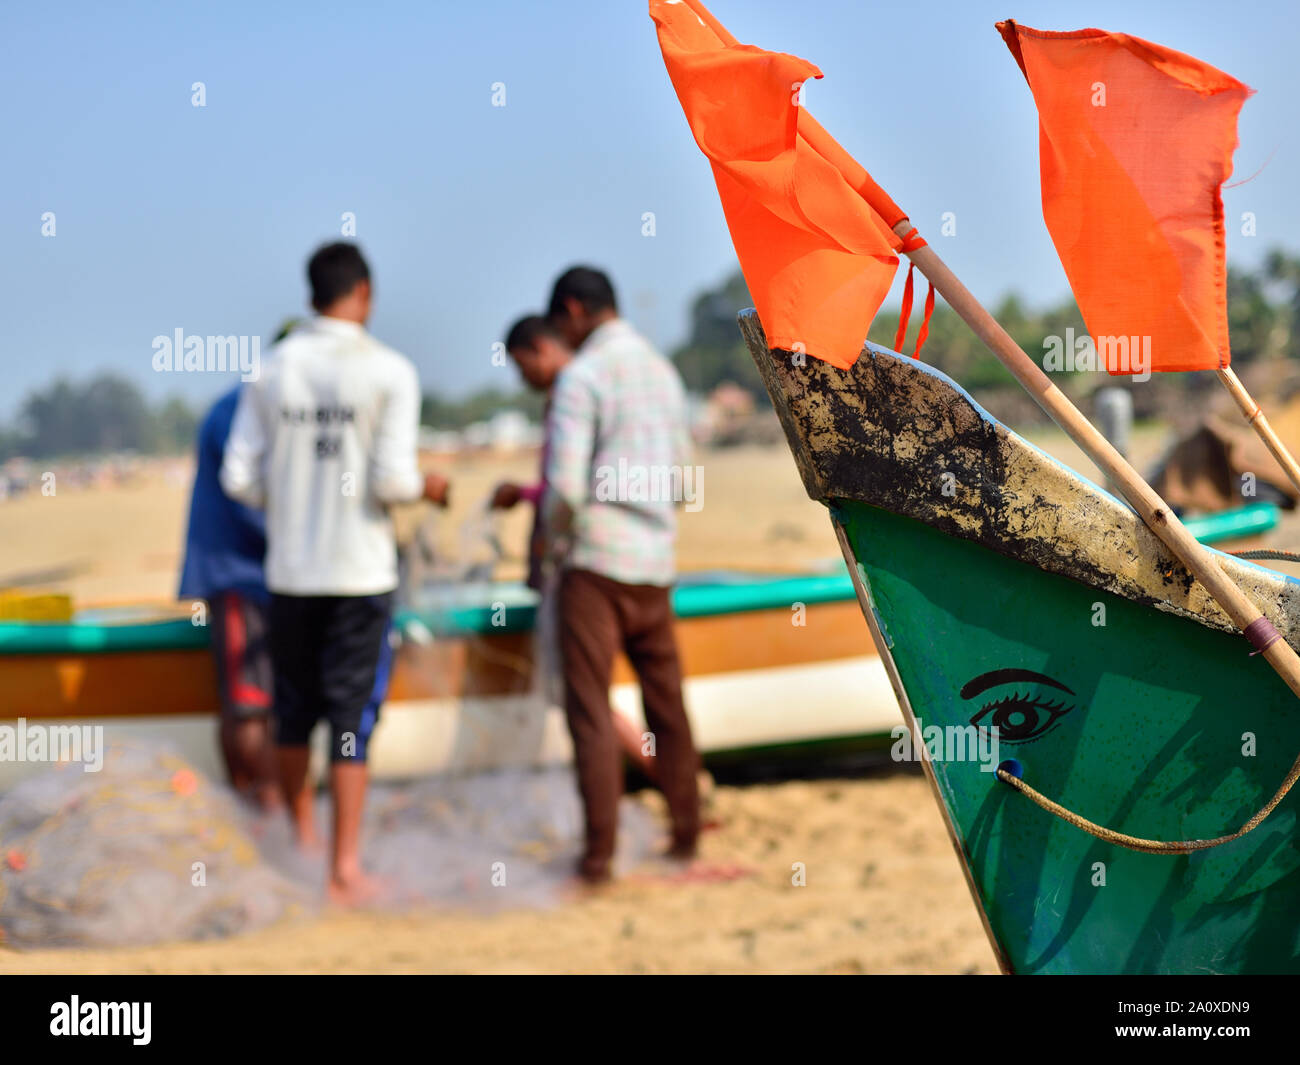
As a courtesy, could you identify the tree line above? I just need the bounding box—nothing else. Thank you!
[0,377,546,463]
[670,249,1300,421]
[0,376,198,461]
[7,249,1299,461]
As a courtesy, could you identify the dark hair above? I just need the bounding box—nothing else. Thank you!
[307,243,370,310]
[505,314,562,353]
[547,265,617,318]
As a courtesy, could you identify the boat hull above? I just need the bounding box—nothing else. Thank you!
[840,497,1300,974]
[740,307,1300,974]
[0,581,901,786]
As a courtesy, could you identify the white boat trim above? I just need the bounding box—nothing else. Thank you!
[0,654,899,788]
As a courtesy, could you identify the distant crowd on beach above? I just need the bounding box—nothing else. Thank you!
[179,242,702,903]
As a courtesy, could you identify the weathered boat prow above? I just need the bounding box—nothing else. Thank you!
[742,308,1300,974]
[740,310,1300,640]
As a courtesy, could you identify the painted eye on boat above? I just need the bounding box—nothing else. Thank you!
[960,668,1077,745]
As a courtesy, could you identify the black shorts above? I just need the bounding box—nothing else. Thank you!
[268,592,392,763]
[208,591,273,720]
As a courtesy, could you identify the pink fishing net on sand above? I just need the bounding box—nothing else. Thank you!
[0,740,660,949]
[0,743,308,948]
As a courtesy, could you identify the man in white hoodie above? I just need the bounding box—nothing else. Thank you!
[221,242,447,905]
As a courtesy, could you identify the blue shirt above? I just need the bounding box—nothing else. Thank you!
[178,387,268,603]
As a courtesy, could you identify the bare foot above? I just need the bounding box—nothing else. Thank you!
[697,769,716,808]
[673,860,752,883]
[327,869,386,908]
[629,857,753,886]
[666,839,697,862]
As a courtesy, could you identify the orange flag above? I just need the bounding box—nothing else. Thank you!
[998,20,1252,374]
[650,0,914,369]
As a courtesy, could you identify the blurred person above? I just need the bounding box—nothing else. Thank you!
[543,266,700,884]
[178,384,278,811]
[490,314,572,591]
[221,242,449,905]
[180,318,395,815]
[494,314,660,785]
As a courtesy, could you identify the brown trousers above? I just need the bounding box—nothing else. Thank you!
[558,568,700,878]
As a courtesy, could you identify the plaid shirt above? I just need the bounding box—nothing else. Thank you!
[543,318,691,587]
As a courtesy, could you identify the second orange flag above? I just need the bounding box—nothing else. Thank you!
[998,20,1251,374]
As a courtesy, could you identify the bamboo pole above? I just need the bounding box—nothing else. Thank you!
[1217,366,1300,498]
[894,222,1300,698]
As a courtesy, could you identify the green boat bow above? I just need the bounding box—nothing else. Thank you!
[742,309,1300,974]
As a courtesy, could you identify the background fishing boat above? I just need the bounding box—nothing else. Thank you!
[742,311,1300,974]
[0,568,901,788]
[0,502,1270,796]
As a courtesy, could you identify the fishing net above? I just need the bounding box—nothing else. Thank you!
[398,497,506,602]
[0,740,660,949]
[400,496,563,706]
[0,742,309,949]
[358,764,659,907]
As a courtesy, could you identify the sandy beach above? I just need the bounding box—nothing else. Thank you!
[0,771,998,975]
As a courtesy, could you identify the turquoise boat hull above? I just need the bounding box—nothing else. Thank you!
[741,309,1300,974]
[840,499,1300,974]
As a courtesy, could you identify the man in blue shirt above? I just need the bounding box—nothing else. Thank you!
[179,385,279,809]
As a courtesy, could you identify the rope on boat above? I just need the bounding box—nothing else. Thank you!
[1230,548,1300,564]
[995,756,1300,854]
[998,546,1300,850]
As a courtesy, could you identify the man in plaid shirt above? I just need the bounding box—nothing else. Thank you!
[544,265,701,884]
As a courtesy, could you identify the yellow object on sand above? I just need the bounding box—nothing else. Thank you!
[0,591,73,622]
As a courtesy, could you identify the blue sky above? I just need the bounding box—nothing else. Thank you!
[3,0,1298,417]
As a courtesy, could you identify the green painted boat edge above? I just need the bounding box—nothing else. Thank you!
[1181,501,1279,544]
[0,571,861,655]
[0,617,210,655]
[675,571,855,615]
